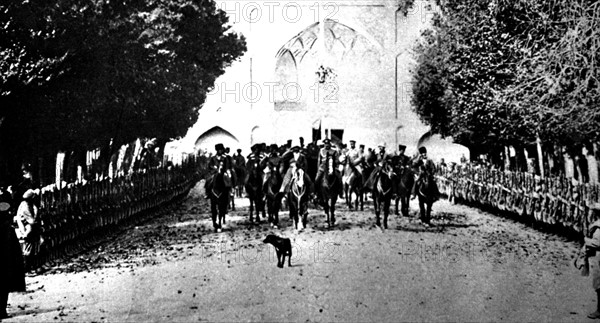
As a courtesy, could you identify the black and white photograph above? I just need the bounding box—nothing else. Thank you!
[1,0,599,321]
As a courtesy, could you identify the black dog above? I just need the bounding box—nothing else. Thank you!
[263,234,292,268]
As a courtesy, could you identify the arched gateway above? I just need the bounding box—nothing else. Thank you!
[181,1,466,162]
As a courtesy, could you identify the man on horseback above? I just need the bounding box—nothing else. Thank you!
[411,146,440,200]
[233,148,246,197]
[233,149,246,171]
[314,139,342,200]
[204,143,233,197]
[393,145,411,170]
[364,143,397,197]
[277,140,314,200]
[346,140,364,175]
[261,144,282,193]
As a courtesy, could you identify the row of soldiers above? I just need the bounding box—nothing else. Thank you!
[204,138,438,202]
[0,154,202,271]
[437,162,600,236]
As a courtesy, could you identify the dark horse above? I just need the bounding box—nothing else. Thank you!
[320,155,342,228]
[373,165,394,229]
[264,163,282,228]
[206,163,230,232]
[342,155,364,211]
[234,164,246,198]
[394,165,414,217]
[288,172,309,232]
[415,173,438,225]
[245,160,265,223]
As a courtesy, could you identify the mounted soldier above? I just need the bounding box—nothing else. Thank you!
[411,146,440,200]
[277,140,314,200]
[314,139,342,201]
[393,145,411,170]
[346,140,364,175]
[233,148,246,197]
[261,144,282,193]
[204,143,233,195]
[364,143,397,197]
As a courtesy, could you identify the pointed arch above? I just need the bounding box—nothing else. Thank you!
[194,126,239,151]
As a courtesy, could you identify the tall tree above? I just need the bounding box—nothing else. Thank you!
[0,0,246,181]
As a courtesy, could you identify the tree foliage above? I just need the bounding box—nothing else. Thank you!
[412,0,600,152]
[0,0,246,169]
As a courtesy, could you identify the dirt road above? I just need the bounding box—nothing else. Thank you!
[3,182,596,322]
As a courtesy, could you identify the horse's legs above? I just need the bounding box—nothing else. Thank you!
[260,196,266,221]
[383,197,390,229]
[211,200,218,232]
[359,188,364,211]
[374,196,381,227]
[345,184,352,209]
[248,196,254,223]
[331,198,336,226]
[418,197,427,224]
[301,199,308,229]
[274,203,279,228]
[394,196,400,215]
[426,202,433,223]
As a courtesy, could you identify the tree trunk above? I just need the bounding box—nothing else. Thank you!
[536,136,544,178]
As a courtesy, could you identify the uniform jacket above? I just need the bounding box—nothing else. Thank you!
[281,149,308,171]
[208,154,232,172]
[317,147,340,171]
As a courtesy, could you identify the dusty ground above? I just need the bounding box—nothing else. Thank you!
[2,181,597,322]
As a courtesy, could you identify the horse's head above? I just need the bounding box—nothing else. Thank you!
[327,156,334,175]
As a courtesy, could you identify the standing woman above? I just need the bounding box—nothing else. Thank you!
[0,193,26,319]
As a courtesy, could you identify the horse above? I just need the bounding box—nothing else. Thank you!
[415,173,438,225]
[319,155,342,228]
[244,160,265,224]
[206,162,230,232]
[342,155,364,211]
[288,170,309,232]
[361,163,374,202]
[373,164,394,229]
[264,163,282,228]
[234,164,246,198]
[394,165,414,217]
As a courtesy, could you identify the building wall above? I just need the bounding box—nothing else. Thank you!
[183,0,462,159]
